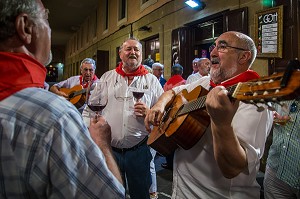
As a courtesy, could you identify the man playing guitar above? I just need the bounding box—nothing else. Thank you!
[50,58,98,112]
[145,31,274,199]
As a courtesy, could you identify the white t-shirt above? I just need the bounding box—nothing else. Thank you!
[171,77,273,199]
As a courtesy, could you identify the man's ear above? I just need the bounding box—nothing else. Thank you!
[15,13,33,44]
[238,51,251,65]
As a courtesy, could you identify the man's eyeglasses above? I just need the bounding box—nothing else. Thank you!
[209,43,249,53]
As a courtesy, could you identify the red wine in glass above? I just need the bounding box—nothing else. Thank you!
[132,91,144,103]
[86,81,108,119]
[87,104,106,112]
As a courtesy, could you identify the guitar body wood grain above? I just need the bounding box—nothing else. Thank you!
[60,85,86,108]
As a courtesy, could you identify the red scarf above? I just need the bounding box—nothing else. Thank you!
[115,62,148,77]
[210,70,260,88]
[79,75,98,88]
[0,52,46,101]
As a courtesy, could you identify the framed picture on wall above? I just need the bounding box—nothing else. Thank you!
[254,5,283,58]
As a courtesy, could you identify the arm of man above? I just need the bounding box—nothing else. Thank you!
[49,85,68,98]
[144,90,175,132]
[206,86,247,179]
[88,117,123,185]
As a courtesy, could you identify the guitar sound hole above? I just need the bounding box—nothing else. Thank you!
[69,92,75,98]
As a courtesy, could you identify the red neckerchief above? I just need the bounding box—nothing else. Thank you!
[79,75,98,88]
[115,62,148,77]
[210,70,260,88]
[0,52,46,101]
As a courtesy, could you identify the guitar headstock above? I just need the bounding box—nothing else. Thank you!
[231,70,300,105]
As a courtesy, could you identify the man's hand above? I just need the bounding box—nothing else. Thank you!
[89,116,111,148]
[133,101,149,118]
[144,90,175,132]
[49,86,68,98]
[205,86,239,127]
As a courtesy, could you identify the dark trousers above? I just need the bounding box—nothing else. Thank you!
[112,142,152,199]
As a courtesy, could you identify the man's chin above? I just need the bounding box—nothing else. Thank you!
[85,77,91,82]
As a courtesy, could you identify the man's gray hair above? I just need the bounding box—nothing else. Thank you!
[0,0,40,41]
[119,37,142,52]
[235,32,257,67]
[152,63,164,69]
[80,58,96,70]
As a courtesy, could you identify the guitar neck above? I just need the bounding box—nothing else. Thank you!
[177,85,237,116]
[178,96,206,116]
[68,88,87,99]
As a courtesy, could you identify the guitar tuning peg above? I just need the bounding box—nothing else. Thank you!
[249,101,265,112]
[256,105,265,112]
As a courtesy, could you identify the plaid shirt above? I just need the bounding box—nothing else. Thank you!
[0,88,125,198]
[267,100,300,189]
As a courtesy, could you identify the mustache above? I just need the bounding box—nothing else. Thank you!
[129,55,137,59]
[211,57,220,64]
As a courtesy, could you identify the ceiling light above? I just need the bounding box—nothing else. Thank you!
[185,0,200,8]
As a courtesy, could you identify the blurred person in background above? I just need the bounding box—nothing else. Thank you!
[152,62,166,87]
[186,58,211,84]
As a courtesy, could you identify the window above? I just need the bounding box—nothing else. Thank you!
[93,10,98,37]
[194,18,223,44]
[86,17,90,42]
[103,0,109,31]
[118,0,126,21]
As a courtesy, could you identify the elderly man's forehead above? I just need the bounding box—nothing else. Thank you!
[216,32,237,44]
[123,40,141,47]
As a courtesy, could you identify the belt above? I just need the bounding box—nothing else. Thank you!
[112,136,148,153]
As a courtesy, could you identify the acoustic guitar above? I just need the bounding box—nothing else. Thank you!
[60,85,87,108]
[148,70,300,156]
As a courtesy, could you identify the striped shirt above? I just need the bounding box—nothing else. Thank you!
[267,100,300,189]
[0,88,125,198]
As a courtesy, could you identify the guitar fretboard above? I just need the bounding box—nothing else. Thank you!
[177,85,237,116]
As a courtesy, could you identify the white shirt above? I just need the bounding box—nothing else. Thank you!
[186,73,202,84]
[82,70,163,148]
[172,77,273,199]
[53,75,81,88]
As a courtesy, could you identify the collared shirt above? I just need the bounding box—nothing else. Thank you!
[82,70,163,148]
[267,100,300,189]
[171,77,273,199]
[0,88,125,198]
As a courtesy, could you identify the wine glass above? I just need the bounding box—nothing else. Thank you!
[132,90,145,104]
[130,85,147,117]
[86,81,108,119]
